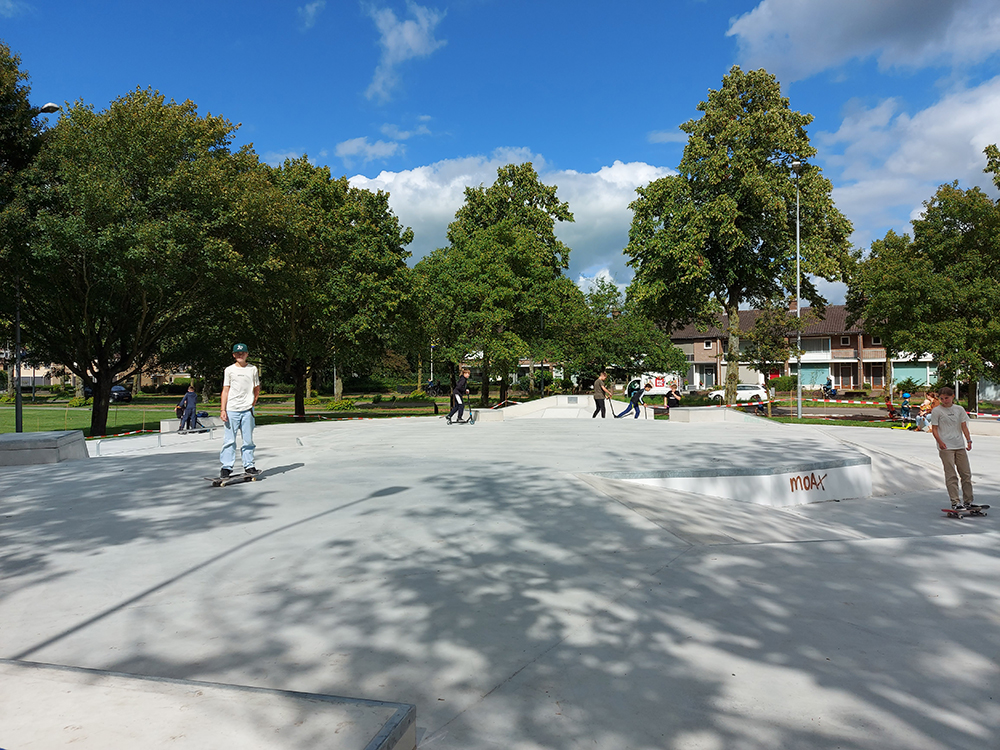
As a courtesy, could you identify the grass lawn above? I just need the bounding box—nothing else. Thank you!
[0,398,446,438]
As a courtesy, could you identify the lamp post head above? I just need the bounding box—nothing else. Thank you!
[38,103,61,114]
[791,160,804,175]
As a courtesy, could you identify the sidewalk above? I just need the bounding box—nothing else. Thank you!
[2,416,998,749]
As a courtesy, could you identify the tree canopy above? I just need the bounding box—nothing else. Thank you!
[2,87,260,434]
[625,66,852,404]
[846,170,1000,399]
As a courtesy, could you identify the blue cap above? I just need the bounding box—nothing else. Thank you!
[902,393,910,398]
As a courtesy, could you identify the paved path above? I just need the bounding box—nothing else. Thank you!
[2,416,998,749]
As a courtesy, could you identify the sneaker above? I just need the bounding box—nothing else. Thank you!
[220,468,232,479]
[245,466,260,476]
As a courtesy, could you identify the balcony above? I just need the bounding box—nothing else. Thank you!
[831,348,857,359]
[862,348,886,360]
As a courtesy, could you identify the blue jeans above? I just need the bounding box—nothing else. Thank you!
[221,408,256,469]
[616,401,641,418]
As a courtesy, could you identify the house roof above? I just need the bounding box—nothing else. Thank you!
[670,305,864,340]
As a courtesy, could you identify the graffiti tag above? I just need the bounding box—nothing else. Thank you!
[789,472,828,492]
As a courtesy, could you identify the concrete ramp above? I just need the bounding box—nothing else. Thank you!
[0,430,88,466]
[0,660,416,750]
[475,394,640,420]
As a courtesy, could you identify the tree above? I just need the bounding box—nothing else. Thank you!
[2,88,262,435]
[245,158,413,416]
[568,276,688,384]
[846,176,1000,403]
[625,66,852,405]
[417,163,575,406]
[0,41,49,396]
[742,301,806,416]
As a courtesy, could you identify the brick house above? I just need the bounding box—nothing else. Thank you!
[669,305,938,391]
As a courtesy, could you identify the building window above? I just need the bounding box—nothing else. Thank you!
[840,336,850,346]
[871,336,882,346]
[704,340,713,350]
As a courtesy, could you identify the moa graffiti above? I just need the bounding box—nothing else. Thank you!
[790,472,828,492]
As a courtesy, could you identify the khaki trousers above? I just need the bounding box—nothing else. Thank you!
[938,448,974,505]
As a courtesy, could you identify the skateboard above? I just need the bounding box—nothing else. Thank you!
[204,471,261,488]
[941,504,990,518]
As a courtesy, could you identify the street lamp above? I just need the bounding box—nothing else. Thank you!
[14,102,61,433]
[791,160,804,420]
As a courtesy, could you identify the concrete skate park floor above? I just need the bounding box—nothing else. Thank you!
[2,416,999,749]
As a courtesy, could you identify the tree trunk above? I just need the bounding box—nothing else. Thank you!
[89,372,114,437]
[292,361,307,418]
[528,358,535,394]
[480,351,490,407]
[725,302,740,405]
[499,363,509,405]
[417,354,423,392]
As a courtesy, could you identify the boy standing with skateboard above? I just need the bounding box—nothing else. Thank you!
[220,343,261,478]
[592,371,612,418]
[930,386,974,509]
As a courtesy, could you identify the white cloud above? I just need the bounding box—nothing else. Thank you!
[380,122,431,140]
[366,1,446,102]
[335,136,400,165]
[648,129,688,144]
[727,0,1000,82]
[819,74,1000,244]
[0,0,27,17]
[349,152,674,280]
[297,0,326,30]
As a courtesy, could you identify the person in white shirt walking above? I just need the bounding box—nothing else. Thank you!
[219,343,261,478]
[930,386,975,509]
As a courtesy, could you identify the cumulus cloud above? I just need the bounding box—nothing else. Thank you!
[648,129,688,144]
[297,0,326,30]
[728,0,1000,82]
[381,121,431,140]
[366,1,446,102]
[335,136,400,165]
[818,74,1000,246]
[349,151,674,280]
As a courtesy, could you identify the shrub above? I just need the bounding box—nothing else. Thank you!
[400,390,430,401]
[371,393,382,404]
[0,393,14,404]
[895,377,920,394]
[303,397,322,406]
[68,396,93,407]
[769,375,797,392]
[328,398,356,411]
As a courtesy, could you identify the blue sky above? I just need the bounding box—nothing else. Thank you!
[5,0,1000,304]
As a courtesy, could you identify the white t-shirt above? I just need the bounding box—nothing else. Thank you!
[223,363,260,412]
[930,403,969,450]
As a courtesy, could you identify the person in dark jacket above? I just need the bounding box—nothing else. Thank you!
[178,384,198,431]
[446,367,471,424]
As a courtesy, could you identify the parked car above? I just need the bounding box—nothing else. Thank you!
[707,383,768,403]
[110,385,133,402]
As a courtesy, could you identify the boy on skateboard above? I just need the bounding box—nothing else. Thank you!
[930,386,974,509]
[220,343,261,478]
[446,367,471,423]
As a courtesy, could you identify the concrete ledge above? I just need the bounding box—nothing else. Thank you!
[668,406,776,425]
[471,407,505,422]
[0,430,88,466]
[160,416,225,433]
[969,418,1000,436]
[591,455,872,507]
[0,659,416,750]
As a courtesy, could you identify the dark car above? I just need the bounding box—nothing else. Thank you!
[110,385,133,402]
[84,384,133,402]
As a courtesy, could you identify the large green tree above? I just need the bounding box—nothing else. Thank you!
[250,157,413,416]
[846,175,1000,402]
[3,88,261,435]
[0,41,49,395]
[569,276,688,382]
[416,163,576,406]
[625,66,852,405]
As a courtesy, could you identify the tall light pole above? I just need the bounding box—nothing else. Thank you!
[13,102,61,433]
[791,160,804,420]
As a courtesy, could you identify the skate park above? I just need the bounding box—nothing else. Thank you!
[2,401,999,749]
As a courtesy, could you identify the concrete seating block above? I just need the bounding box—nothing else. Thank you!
[0,430,88,466]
